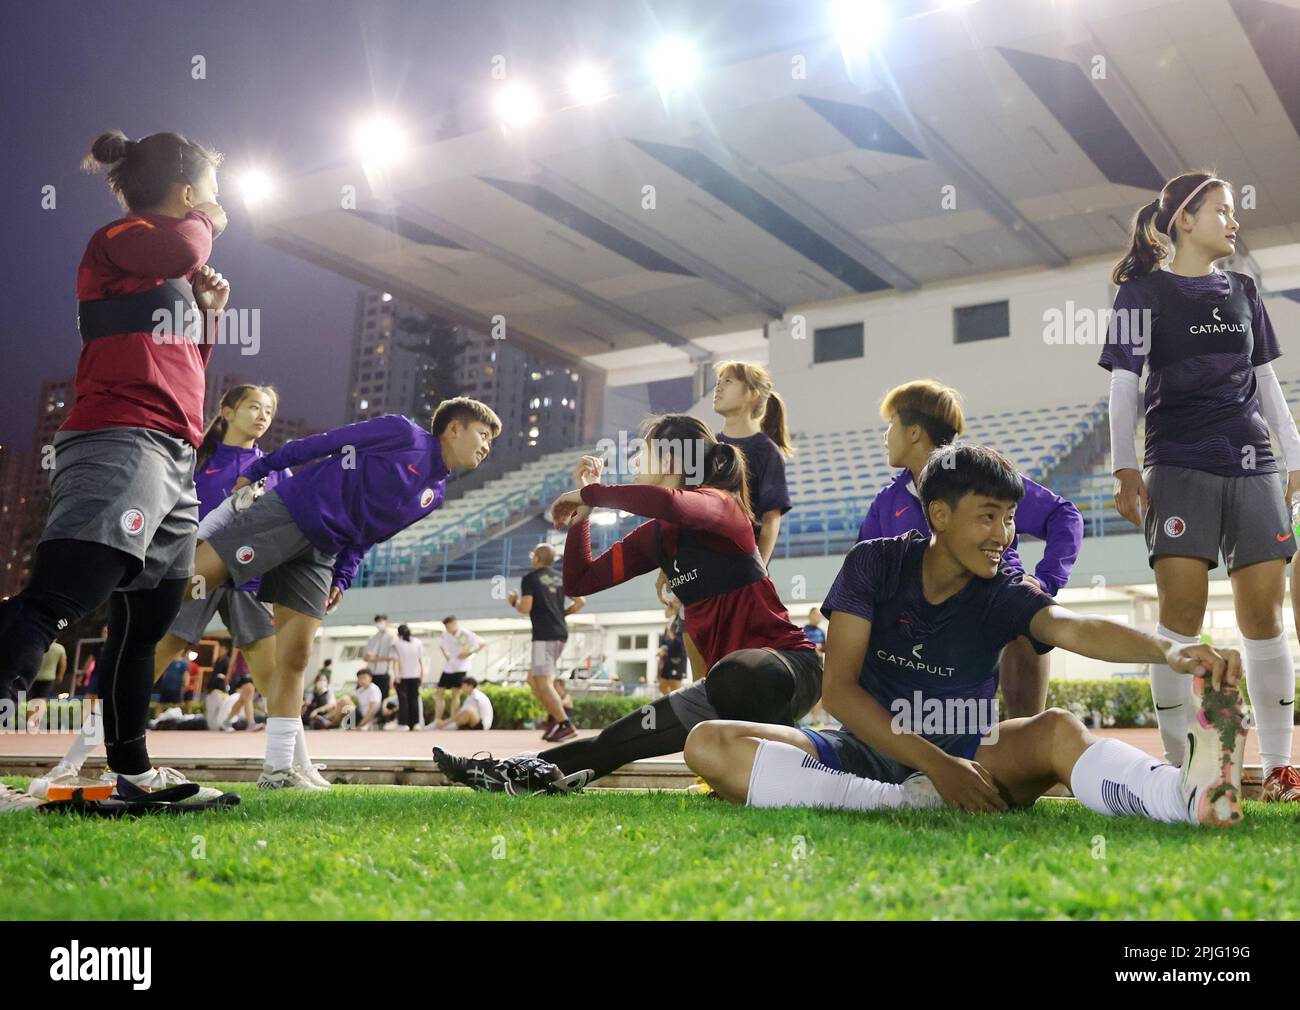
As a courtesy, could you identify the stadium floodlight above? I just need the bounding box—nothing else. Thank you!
[237,168,276,205]
[353,116,408,166]
[568,63,609,104]
[650,37,699,93]
[496,82,540,127]
[832,0,891,58]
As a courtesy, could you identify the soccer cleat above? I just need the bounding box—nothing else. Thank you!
[299,763,332,790]
[1261,765,1300,803]
[548,722,578,743]
[1181,674,1247,827]
[110,767,234,805]
[900,772,945,809]
[433,747,570,796]
[1,783,44,812]
[257,767,327,792]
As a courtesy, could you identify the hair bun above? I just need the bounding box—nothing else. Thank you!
[89,130,130,165]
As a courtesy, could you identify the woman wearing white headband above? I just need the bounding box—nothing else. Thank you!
[1101,170,1300,804]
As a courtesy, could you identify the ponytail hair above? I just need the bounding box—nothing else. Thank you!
[1112,170,1230,285]
[715,360,794,457]
[397,624,412,642]
[81,130,223,212]
[196,384,279,470]
[640,413,753,523]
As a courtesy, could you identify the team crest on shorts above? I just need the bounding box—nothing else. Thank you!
[420,487,435,508]
[235,545,256,564]
[1164,516,1186,538]
[120,509,145,536]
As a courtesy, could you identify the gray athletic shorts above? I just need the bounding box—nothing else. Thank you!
[802,728,976,784]
[1144,465,1296,572]
[205,490,336,620]
[168,584,276,648]
[530,639,565,677]
[39,428,198,592]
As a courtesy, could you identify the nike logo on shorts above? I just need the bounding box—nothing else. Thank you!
[204,468,220,474]
[895,507,908,517]
[407,464,419,474]
[1155,703,1182,711]
[1277,533,1291,542]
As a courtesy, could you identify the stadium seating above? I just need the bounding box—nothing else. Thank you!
[357,396,1109,586]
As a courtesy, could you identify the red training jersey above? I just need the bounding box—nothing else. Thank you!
[564,483,812,669]
[65,210,216,447]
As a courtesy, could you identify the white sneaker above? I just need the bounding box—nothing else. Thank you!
[298,763,331,789]
[120,766,228,803]
[257,767,328,792]
[900,772,945,809]
[1,784,43,812]
[1182,674,1247,827]
[27,764,89,800]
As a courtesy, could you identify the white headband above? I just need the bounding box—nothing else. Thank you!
[1164,178,1217,239]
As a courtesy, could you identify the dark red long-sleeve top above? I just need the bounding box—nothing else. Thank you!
[66,209,217,447]
[564,483,812,669]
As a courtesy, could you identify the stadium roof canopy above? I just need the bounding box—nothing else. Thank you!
[252,0,1300,376]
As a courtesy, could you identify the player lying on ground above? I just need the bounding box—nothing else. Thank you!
[434,413,822,795]
[685,444,1249,828]
[188,397,501,790]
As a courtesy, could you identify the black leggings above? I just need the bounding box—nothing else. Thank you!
[0,539,187,773]
[396,679,421,728]
[543,647,821,780]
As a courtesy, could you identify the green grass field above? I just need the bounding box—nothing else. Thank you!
[3,778,1297,920]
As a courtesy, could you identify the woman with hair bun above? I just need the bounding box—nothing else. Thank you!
[0,129,230,812]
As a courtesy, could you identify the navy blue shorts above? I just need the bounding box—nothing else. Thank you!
[800,728,977,784]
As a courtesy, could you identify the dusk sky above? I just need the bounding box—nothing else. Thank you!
[0,0,813,451]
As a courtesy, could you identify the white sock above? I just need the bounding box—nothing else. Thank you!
[1070,738,1190,824]
[60,700,104,773]
[746,740,910,810]
[1241,632,1295,776]
[1150,624,1199,766]
[444,722,460,731]
[265,717,300,772]
[293,724,313,770]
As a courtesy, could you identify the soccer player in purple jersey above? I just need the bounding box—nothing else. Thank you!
[858,380,1083,717]
[1102,171,1300,803]
[686,445,1250,828]
[187,397,501,790]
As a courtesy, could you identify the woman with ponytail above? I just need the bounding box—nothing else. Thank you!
[712,360,794,565]
[434,414,822,794]
[2,130,230,812]
[1101,170,1300,804]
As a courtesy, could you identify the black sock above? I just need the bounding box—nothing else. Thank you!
[543,697,686,779]
[99,578,187,776]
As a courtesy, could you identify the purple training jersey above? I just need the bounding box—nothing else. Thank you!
[857,469,1082,596]
[196,442,289,592]
[822,531,1054,757]
[1098,269,1280,477]
[241,414,450,592]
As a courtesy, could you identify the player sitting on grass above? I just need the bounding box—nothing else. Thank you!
[684,444,1250,828]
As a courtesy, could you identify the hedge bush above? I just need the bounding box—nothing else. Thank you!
[1004,678,1300,729]
[420,684,646,730]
